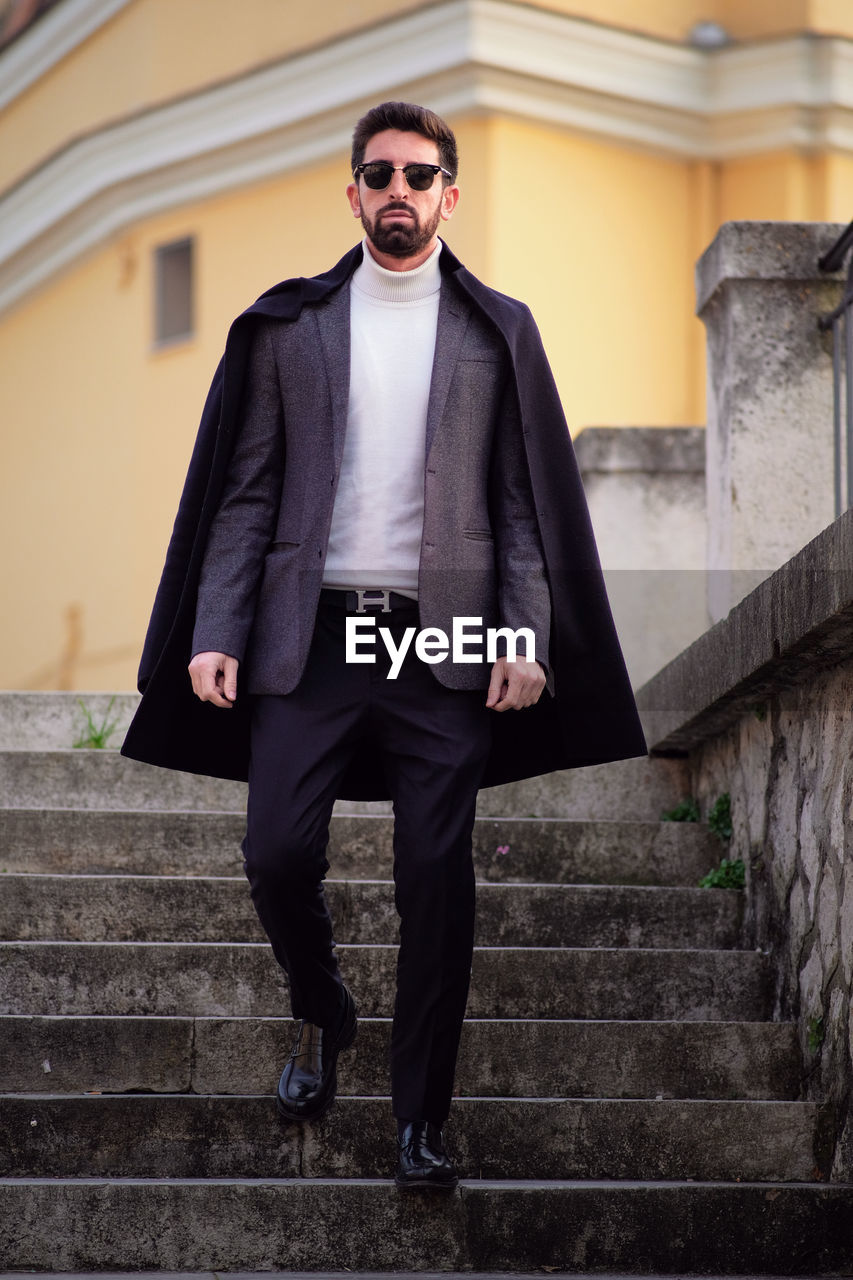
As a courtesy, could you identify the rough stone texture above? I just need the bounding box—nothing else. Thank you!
[198,1016,798,1102]
[0,681,831,1268]
[0,874,742,950]
[0,808,249,877]
[0,1015,801,1101]
[0,1094,826,1182]
[638,506,853,1181]
[0,749,250,812]
[0,1015,193,1094]
[0,808,720,884]
[688,659,853,1182]
[0,692,139,750]
[0,748,686,820]
[695,222,848,314]
[0,691,685,820]
[575,426,708,687]
[1,1179,851,1273]
[469,816,718,885]
[575,427,706,476]
[0,1274,815,1280]
[0,941,773,1021]
[697,221,845,622]
[456,756,689,820]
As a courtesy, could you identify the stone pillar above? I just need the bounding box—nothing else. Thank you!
[576,426,708,688]
[697,222,844,622]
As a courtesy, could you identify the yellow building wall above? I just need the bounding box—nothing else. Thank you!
[486,116,700,432]
[808,0,853,37]
[0,247,141,692]
[825,153,853,218]
[718,153,828,223]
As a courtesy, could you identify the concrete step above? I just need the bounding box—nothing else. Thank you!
[0,942,773,1020]
[1,1095,830,1182]
[0,809,721,886]
[0,695,826,1277]
[0,693,139,751]
[0,874,743,950]
[0,749,688,820]
[0,750,248,813]
[1,1178,850,1272]
[0,1016,802,1100]
[0,1273,810,1280]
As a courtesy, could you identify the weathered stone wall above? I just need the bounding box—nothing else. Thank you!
[636,509,853,1180]
[632,220,853,1179]
[689,660,853,1181]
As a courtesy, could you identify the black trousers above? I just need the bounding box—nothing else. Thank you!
[242,594,492,1124]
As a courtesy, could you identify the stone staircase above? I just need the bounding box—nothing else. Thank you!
[1,693,851,1273]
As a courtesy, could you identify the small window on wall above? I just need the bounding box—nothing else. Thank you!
[154,237,194,345]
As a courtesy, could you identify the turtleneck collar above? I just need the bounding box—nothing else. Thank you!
[352,238,442,303]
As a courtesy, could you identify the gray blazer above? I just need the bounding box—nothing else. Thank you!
[192,275,552,694]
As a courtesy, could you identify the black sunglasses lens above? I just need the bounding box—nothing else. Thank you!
[358,163,440,190]
[361,163,393,189]
[404,165,436,190]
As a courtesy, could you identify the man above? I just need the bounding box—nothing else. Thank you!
[122,101,646,1192]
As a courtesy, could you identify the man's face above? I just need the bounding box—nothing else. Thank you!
[346,129,459,268]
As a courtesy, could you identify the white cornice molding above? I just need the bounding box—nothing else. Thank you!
[466,0,707,112]
[2,0,853,316]
[0,0,132,113]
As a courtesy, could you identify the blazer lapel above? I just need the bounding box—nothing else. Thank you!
[425,282,471,461]
[314,282,351,467]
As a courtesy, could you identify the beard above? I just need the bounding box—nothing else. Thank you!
[361,201,442,258]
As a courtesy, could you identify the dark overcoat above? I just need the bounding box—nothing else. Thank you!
[121,242,647,797]
[188,259,555,696]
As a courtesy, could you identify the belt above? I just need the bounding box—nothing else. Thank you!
[319,588,418,614]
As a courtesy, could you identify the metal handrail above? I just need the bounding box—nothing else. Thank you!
[818,221,853,518]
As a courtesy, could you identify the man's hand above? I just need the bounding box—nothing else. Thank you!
[188,651,239,709]
[485,656,546,712]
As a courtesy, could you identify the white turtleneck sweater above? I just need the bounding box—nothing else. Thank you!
[322,238,442,597]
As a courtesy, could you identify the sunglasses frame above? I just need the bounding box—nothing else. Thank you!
[353,162,453,191]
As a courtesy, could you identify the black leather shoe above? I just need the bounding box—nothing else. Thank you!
[276,984,357,1122]
[395,1121,458,1192]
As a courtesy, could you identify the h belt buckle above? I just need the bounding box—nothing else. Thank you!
[355,589,391,614]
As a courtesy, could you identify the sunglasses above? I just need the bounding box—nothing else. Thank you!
[353,162,452,191]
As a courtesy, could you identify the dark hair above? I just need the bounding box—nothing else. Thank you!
[351,101,458,182]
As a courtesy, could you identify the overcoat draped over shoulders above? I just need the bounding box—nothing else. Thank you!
[121,242,646,797]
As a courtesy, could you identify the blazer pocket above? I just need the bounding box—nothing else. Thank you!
[463,529,494,541]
